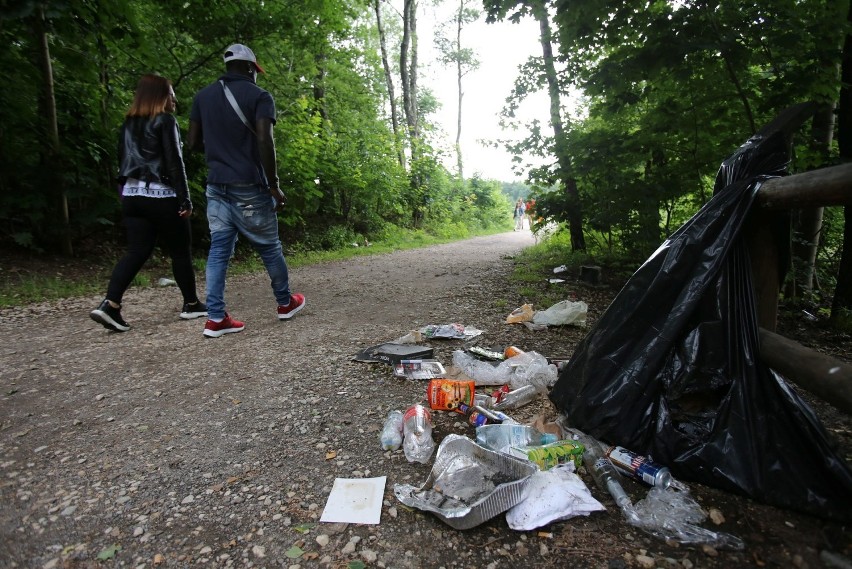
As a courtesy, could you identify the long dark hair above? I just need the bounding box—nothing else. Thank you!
[126,74,172,118]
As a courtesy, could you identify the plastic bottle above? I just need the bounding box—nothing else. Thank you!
[473,392,492,408]
[379,410,404,451]
[402,404,435,463]
[492,384,538,411]
[475,423,557,452]
[582,440,640,523]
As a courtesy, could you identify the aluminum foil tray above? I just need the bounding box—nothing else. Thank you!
[393,434,537,530]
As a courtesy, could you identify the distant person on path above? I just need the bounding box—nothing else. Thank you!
[188,43,305,338]
[513,198,526,231]
[90,74,207,333]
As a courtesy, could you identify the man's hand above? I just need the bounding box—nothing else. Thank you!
[271,187,285,210]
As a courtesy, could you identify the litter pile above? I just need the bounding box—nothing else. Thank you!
[324,319,746,552]
[318,105,852,554]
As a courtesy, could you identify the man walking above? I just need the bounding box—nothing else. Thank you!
[188,43,305,338]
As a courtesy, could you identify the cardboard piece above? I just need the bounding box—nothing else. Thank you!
[320,476,387,525]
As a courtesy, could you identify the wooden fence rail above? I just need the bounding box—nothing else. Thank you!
[750,163,852,414]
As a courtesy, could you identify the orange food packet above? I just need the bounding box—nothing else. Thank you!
[427,379,475,413]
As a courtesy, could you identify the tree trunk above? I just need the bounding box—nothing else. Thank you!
[34,5,72,256]
[454,2,464,180]
[374,0,405,168]
[787,102,837,298]
[533,0,585,250]
[832,2,852,322]
[400,0,419,142]
[400,0,423,225]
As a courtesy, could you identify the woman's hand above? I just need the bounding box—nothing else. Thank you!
[178,200,193,218]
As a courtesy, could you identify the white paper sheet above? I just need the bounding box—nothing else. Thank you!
[320,476,387,525]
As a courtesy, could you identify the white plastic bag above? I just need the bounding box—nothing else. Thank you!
[505,464,604,530]
[532,300,588,327]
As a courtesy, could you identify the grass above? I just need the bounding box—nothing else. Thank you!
[507,231,596,308]
[0,222,512,308]
[0,274,106,307]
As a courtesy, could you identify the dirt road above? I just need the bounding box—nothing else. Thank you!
[0,231,848,568]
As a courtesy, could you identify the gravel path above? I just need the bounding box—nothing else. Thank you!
[0,230,847,569]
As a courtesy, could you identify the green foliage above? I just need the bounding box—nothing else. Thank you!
[3,0,848,324]
[1,0,496,258]
[493,0,847,267]
[299,225,362,252]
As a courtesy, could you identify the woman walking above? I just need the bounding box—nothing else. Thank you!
[91,74,206,332]
[513,198,526,231]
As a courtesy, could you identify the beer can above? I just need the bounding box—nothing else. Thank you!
[468,410,490,427]
[605,445,672,488]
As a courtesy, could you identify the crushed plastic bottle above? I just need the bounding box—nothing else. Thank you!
[475,423,557,454]
[632,484,745,550]
[380,410,404,451]
[582,439,640,523]
[492,384,539,411]
[402,404,435,463]
[570,426,743,549]
[451,349,557,391]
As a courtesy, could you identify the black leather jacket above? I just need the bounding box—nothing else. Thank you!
[118,113,191,209]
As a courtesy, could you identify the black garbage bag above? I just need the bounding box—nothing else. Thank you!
[550,113,852,521]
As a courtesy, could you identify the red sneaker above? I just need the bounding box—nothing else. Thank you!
[277,293,306,320]
[203,313,245,338]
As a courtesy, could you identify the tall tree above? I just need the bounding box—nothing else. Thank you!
[400,0,420,143]
[832,0,852,323]
[530,0,584,250]
[29,3,72,255]
[374,0,405,167]
[484,0,585,249]
[435,0,480,179]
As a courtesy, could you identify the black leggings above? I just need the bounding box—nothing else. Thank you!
[106,196,199,305]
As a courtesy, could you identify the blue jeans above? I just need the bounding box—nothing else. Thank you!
[205,184,291,319]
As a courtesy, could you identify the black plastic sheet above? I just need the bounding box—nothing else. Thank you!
[550,113,852,521]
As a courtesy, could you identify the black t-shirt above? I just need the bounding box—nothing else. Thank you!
[189,73,276,185]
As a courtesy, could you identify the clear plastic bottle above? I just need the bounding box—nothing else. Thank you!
[492,384,538,411]
[582,440,640,523]
[476,423,557,452]
[379,410,404,451]
[402,404,435,463]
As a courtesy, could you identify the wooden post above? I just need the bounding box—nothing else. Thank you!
[748,162,852,330]
[744,208,782,331]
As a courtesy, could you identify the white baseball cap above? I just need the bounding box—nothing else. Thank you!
[223,44,265,73]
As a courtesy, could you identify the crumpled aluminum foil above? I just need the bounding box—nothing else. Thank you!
[393,434,537,529]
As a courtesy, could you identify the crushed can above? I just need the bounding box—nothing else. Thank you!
[605,445,672,488]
